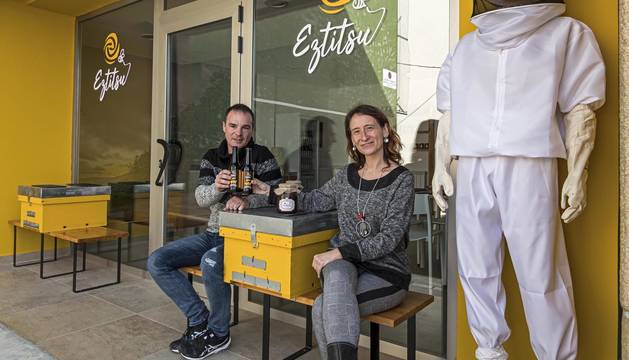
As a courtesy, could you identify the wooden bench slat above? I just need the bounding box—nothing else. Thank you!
[48,227,129,243]
[364,292,433,327]
[295,289,433,328]
[180,266,203,277]
[295,290,320,306]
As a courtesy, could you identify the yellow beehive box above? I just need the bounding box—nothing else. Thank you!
[18,195,110,233]
[220,208,338,300]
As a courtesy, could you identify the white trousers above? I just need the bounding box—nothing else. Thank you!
[456,156,577,360]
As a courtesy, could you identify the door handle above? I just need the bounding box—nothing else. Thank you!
[168,139,183,182]
[155,139,169,186]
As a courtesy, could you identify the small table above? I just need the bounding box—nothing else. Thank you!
[48,227,128,293]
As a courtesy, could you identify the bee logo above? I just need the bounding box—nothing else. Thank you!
[319,0,351,14]
[103,32,120,65]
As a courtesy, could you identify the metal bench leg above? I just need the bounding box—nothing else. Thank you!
[39,233,45,278]
[232,285,239,326]
[263,293,271,360]
[283,304,313,359]
[407,316,416,360]
[116,237,122,283]
[72,243,78,291]
[127,222,133,263]
[13,226,58,268]
[73,237,122,293]
[12,225,16,267]
[41,238,85,279]
[370,322,380,360]
[82,243,87,271]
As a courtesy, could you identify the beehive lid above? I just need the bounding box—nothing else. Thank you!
[18,184,111,198]
[219,207,337,237]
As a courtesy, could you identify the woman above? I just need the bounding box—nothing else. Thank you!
[253,104,414,360]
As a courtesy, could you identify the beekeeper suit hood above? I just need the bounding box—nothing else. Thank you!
[473,0,564,16]
[471,2,566,49]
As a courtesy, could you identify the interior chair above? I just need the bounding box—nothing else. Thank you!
[409,193,444,293]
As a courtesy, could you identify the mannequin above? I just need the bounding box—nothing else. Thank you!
[432,1,606,359]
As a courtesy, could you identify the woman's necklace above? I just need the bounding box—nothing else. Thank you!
[356,167,384,238]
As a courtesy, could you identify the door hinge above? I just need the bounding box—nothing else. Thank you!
[238,5,244,23]
[238,36,243,53]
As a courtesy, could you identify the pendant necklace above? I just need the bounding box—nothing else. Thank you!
[356,167,383,238]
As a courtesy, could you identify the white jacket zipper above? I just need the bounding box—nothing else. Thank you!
[489,49,507,150]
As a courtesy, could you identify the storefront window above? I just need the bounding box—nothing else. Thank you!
[76,0,154,268]
[252,0,449,356]
[254,0,397,189]
[164,19,232,243]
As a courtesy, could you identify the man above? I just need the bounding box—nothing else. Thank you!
[147,104,282,360]
[432,1,605,359]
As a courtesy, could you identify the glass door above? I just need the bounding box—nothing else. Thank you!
[149,0,252,251]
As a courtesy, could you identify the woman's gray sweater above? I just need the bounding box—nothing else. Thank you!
[298,164,414,290]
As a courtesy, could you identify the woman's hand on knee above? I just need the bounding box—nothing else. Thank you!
[312,249,342,278]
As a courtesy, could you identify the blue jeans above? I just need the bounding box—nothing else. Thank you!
[147,231,231,336]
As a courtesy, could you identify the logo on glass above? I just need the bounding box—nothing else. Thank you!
[103,32,121,64]
[93,32,133,102]
[294,0,386,74]
[319,0,368,14]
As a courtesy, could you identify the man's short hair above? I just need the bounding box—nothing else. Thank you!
[225,103,255,125]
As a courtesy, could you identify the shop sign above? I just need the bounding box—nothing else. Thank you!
[292,0,386,74]
[93,32,132,101]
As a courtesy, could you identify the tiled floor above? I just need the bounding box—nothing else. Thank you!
[0,323,55,360]
[0,254,403,360]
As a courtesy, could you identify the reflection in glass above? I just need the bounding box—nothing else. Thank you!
[165,19,232,243]
[165,0,196,10]
[77,0,154,269]
[252,0,449,357]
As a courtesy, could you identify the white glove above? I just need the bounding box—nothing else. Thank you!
[431,111,454,211]
[476,346,508,360]
[561,103,597,223]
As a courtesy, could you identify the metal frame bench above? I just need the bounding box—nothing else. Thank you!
[10,219,128,293]
[227,282,434,360]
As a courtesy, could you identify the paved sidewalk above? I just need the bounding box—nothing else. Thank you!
[0,323,57,360]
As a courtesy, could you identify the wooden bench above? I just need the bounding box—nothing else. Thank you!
[296,289,433,360]
[225,281,433,360]
[10,219,128,293]
[179,266,240,327]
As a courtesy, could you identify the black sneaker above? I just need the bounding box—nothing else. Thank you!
[169,321,208,354]
[180,329,231,360]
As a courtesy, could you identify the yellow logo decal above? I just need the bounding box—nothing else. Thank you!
[103,32,120,65]
[94,32,132,101]
[319,0,352,14]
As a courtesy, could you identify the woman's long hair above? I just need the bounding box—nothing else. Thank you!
[345,104,402,169]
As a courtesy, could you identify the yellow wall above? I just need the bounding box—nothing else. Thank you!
[456,1,619,359]
[0,2,75,256]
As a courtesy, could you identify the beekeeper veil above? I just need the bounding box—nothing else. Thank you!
[473,0,564,17]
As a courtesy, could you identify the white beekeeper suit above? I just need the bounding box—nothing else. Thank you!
[432,1,606,359]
